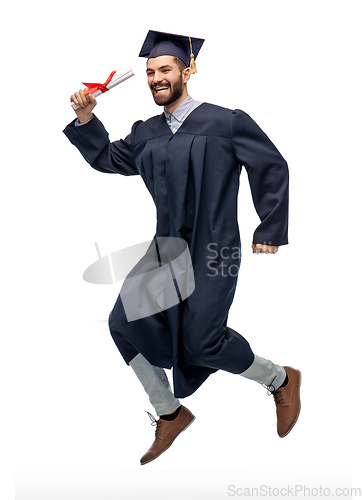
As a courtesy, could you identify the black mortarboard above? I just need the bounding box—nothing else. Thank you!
[139,30,204,74]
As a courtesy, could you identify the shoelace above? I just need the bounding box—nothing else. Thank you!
[146,411,162,438]
[263,376,277,395]
[264,377,285,406]
[270,389,284,406]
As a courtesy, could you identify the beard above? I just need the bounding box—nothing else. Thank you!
[151,75,183,107]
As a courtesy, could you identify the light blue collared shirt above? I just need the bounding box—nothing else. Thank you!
[75,95,202,131]
[163,95,202,134]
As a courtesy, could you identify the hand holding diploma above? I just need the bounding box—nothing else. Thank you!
[70,69,135,123]
[70,88,97,123]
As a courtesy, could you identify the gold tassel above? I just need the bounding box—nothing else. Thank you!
[189,36,197,74]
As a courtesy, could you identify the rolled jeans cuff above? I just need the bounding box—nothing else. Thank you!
[239,354,286,389]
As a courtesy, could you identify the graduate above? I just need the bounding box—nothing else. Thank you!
[63,30,301,466]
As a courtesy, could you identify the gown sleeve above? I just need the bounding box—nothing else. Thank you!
[63,115,142,176]
[230,109,289,246]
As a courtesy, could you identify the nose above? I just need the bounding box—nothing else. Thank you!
[152,71,164,84]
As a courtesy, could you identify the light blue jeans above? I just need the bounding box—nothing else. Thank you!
[130,353,286,416]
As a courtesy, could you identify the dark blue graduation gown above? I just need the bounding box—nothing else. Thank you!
[63,103,289,398]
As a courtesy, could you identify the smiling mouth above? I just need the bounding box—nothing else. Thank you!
[154,86,170,93]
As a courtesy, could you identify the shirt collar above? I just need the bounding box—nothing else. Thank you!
[164,95,194,123]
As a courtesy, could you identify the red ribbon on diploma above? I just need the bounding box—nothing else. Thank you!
[82,70,117,95]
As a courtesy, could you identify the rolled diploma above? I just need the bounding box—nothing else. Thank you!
[71,69,135,110]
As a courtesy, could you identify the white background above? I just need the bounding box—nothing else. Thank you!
[2,0,361,498]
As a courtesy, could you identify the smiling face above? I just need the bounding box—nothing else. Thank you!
[146,55,190,113]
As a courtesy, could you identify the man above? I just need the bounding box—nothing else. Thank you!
[63,30,301,466]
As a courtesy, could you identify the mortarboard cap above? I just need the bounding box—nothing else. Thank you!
[139,30,204,74]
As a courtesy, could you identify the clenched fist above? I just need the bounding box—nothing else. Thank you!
[70,89,97,123]
[252,244,279,254]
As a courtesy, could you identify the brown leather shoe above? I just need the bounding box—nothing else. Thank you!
[140,405,195,465]
[270,366,301,438]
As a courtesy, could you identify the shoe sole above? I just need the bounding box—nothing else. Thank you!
[279,369,302,438]
[140,416,196,465]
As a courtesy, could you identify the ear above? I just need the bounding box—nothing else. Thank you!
[183,67,191,84]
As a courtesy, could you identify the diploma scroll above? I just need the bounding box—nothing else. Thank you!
[71,69,135,110]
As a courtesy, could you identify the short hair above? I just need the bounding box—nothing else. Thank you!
[173,56,187,72]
